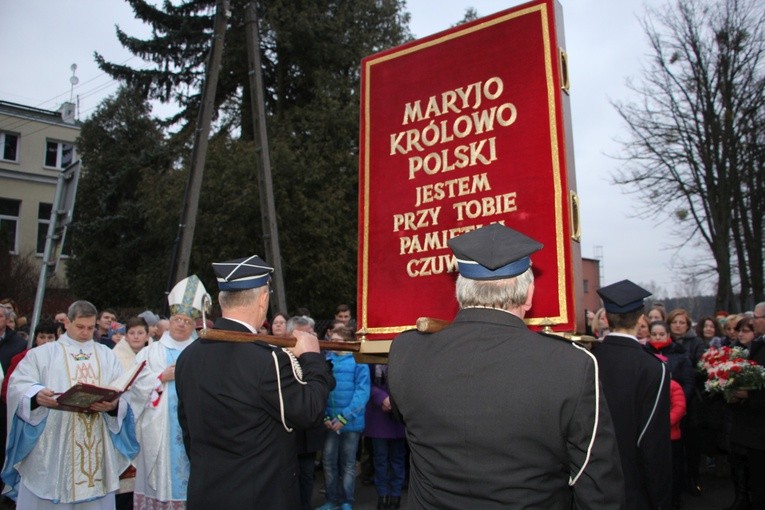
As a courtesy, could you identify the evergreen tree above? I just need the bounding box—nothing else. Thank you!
[96,0,411,316]
[68,87,174,310]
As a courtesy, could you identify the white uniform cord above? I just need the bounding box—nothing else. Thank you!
[638,362,666,447]
[272,351,293,432]
[282,348,306,384]
[569,342,600,486]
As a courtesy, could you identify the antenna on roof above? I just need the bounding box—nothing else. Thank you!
[69,63,79,103]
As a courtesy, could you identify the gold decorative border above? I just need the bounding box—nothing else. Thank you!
[361,0,569,331]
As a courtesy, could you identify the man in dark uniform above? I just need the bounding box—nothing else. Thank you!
[175,255,334,510]
[592,280,672,509]
[388,223,625,509]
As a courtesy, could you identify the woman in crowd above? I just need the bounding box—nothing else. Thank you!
[731,317,756,349]
[5,311,17,332]
[0,298,25,333]
[635,314,651,344]
[725,316,765,510]
[721,315,742,347]
[668,375,687,510]
[270,312,289,337]
[646,321,695,404]
[667,308,705,496]
[667,309,705,369]
[648,305,667,323]
[696,316,723,349]
[694,317,727,481]
[590,307,610,339]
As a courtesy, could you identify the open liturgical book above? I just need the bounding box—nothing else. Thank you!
[55,360,147,413]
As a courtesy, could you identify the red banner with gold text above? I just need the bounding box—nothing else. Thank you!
[358,0,583,340]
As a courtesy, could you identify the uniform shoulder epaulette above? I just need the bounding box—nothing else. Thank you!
[538,331,596,353]
[537,331,570,343]
[398,327,424,337]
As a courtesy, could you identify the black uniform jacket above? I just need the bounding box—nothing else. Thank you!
[176,317,334,510]
[0,328,26,373]
[388,307,625,510]
[593,334,672,510]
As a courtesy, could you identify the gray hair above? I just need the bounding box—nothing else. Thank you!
[218,286,267,310]
[68,300,98,321]
[455,268,534,310]
[286,315,315,334]
[0,308,10,320]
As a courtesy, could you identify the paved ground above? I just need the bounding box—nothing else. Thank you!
[312,465,735,509]
[0,461,735,509]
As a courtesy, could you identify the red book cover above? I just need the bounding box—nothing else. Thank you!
[55,360,146,413]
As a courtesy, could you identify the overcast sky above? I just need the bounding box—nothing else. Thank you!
[0,0,711,298]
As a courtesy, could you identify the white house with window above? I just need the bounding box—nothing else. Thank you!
[0,100,80,285]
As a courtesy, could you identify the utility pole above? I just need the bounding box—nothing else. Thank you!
[244,1,288,314]
[170,0,230,290]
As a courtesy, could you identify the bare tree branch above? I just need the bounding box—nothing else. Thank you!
[611,0,765,310]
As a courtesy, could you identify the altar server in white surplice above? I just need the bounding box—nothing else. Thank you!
[1,300,139,509]
[127,275,209,510]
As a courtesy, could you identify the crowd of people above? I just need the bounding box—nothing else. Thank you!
[587,299,765,509]
[0,260,384,510]
[0,228,764,510]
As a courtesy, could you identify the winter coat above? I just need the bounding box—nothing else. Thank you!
[365,364,406,439]
[645,341,696,403]
[669,380,687,440]
[325,352,371,433]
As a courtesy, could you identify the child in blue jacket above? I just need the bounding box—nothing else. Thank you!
[316,326,371,510]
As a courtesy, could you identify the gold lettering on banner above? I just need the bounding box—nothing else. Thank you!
[392,207,441,232]
[414,173,491,207]
[389,77,522,278]
[401,77,504,125]
[407,137,497,180]
[406,254,460,277]
[453,192,518,221]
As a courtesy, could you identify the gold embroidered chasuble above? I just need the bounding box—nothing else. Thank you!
[7,335,131,504]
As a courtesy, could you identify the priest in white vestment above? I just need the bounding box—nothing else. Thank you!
[127,275,209,510]
[1,300,139,510]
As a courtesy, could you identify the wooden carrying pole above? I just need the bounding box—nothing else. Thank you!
[198,328,361,352]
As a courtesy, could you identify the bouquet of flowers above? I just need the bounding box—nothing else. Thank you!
[698,346,765,402]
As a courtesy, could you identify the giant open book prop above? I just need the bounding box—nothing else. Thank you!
[357,0,583,345]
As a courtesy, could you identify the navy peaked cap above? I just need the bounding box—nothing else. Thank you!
[212,255,274,291]
[447,223,543,280]
[597,279,651,314]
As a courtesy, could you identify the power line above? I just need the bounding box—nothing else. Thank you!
[1,56,144,131]
[0,61,155,133]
